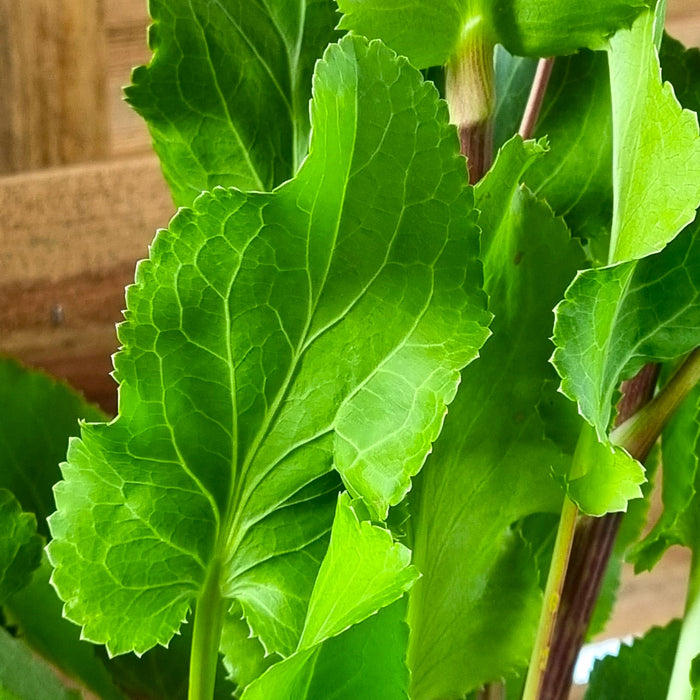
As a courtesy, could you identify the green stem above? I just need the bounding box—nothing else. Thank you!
[611,348,700,457]
[522,494,579,700]
[668,548,700,700]
[189,559,226,700]
[445,25,495,183]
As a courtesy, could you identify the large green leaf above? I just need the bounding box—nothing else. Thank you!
[337,0,648,69]
[127,0,339,204]
[586,620,681,699]
[608,10,700,263]
[405,137,582,698]
[242,598,410,700]
[0,358,103,537]
[0,490,42,605]
[47,35,490,657]
[552,218,700,443]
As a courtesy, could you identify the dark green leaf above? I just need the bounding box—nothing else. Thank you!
[0,491,42,605]
[586,620,681,699]
[127,0,340,204]
[0,358,103,537]
[608,11,700,263]
[405,137,582,697]
[3,557,124,700]
[242,599,410,699]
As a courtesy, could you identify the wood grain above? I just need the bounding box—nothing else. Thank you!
[0,157,173,412]
[0,0,109,174]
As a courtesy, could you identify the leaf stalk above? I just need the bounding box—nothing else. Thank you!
[189,559,226,700]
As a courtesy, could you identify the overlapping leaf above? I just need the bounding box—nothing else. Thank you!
[553,217,700,443]
[127,0,339,204]
[337,0,648,69]
[631,382,700,571]
[0,490,42,605]
[47,35,490,657]
[586,621,681,699]
[405,137,582,698]
[240,495,416,698]
[242,599,410,699]
[608,11,700,264]
[0,626,81,700]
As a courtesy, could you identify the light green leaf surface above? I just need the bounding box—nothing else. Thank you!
[564,424,644,516]
[608,11,700,263]
[0,358,103,537]
[660,34,700,115]
[242,599,410,700]
[552,218,700,442]
[631,383,700,571]
[0,491,42,605]
[48,36,489,657]
[299,493,417,648]
[405,137,582,698]
[586,620,680,699]
[337,0,647,69]
[0,626,80,700]
[127,0,339,204]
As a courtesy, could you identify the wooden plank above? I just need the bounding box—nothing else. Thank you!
[0,0,109,173]
[0,156,173,412]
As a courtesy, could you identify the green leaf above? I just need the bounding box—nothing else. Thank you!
[586,620,681,699]
[0,358,104,537]
[405,137,582,698]
[127,0,340,204]
[220,603,279,694]
[242,599,410,700]
[47,35,490,657]
[299,493,417,648]
[608,10,700,264]
[552,218,700,443]
[3,557,125,700]
[337,0,648,69]
[660,34,700,115]
[563,424,644,516]
[0,491,42,605]
[524,50,613,260]
[0,626,80,700]
[630,382,700,571]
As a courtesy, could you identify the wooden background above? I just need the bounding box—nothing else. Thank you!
[0,2,699,695]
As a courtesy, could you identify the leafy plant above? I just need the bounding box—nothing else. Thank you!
[3,1,700,698]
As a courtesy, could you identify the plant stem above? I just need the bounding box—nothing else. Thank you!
[518,58,555,140]
[668,547,700,700]
[522,495,579,700]
[189,559,226,700]
[611,349,700,456]
[540,351,700,699]
[445,27,495,183]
